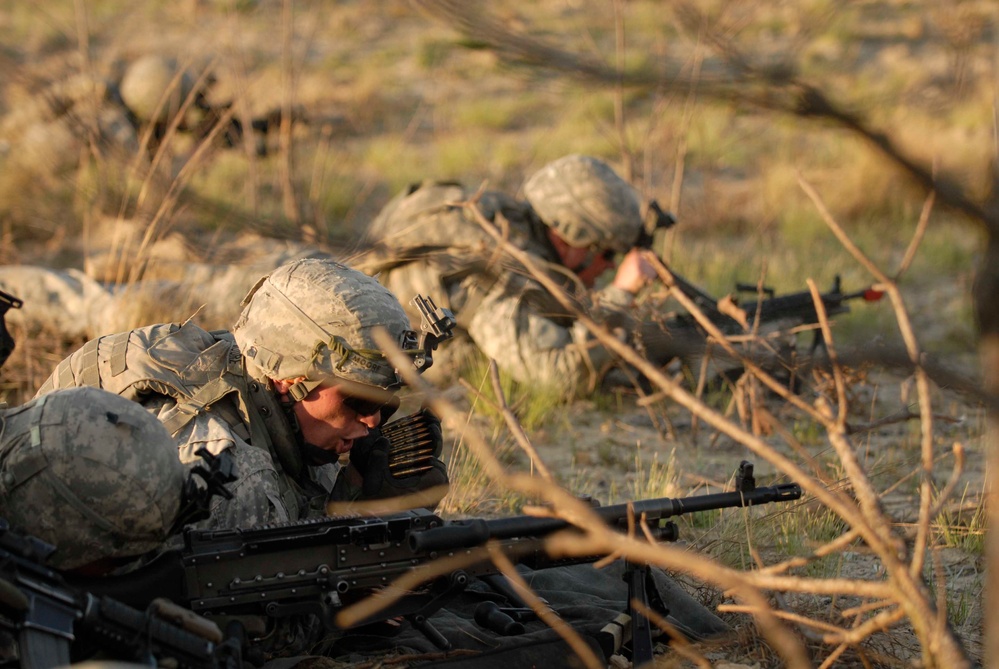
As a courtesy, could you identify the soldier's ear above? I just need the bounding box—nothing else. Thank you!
[271,377,304,395]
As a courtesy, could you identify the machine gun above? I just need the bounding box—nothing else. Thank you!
[68,462,801,666]
[0,518,243,669]
[730,276,884,346]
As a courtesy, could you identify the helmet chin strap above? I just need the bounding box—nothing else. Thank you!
[275,389,312,459]
[288,378,323,402]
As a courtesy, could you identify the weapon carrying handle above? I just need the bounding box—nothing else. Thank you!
[409,519,490,553]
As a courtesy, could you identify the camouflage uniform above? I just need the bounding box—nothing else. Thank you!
[360,156,643,395]
[34,259,430,530]
[0,387,184,570]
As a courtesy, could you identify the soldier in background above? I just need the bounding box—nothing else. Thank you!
[359,154,658,397]
[0,71,138,179]
[117,54,287,157]
[0,53,289,181]
[33,258,449,530]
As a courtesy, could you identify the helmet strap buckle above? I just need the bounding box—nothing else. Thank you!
[288,379,322,403]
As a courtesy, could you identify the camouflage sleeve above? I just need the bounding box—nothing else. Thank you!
[175,413,294,530]
[205,446,291,530]
[464,278,629,395]
[592,284,635,314]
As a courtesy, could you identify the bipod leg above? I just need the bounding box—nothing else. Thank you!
[808,328,828,357]
[409,613,451,650]
[624,560,656,668]
[403,570,473,650]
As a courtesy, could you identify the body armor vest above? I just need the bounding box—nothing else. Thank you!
[36,320,309,519]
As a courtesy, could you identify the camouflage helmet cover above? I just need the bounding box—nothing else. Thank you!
[119,55,197,124]
[0,387,184,570]
[522,154,643,253]
[232,258,415,390]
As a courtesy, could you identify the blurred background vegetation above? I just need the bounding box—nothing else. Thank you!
[0,0,988,365]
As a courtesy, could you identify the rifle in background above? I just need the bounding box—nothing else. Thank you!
[634,201,883,372]
[731,276,885,349]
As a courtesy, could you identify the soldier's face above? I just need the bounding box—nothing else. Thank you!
[560,245,616,288]
[291,383,383,454]
[548,229,616,288]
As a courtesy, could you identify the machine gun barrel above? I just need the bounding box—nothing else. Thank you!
[410,482,802,553]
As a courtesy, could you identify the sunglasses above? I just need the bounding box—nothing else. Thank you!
[597,248,616,263]
[341,389,401,417]
[572,247,616,273]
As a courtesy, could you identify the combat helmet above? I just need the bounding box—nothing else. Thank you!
[119,55,199,124]
[0,387,185,570]
[522,154,643,253]
[232,258,422,403]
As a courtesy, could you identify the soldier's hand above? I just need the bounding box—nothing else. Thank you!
[357,439,449,509]
[612,248,657,294]
[349,410,449,510]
